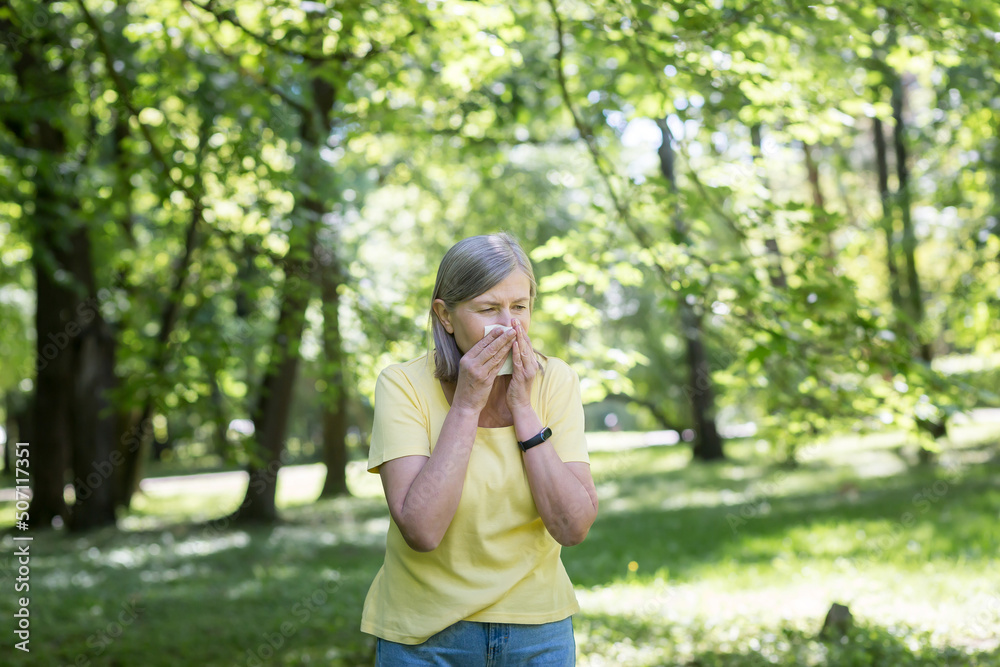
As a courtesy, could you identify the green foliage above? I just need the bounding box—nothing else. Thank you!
[1,0,999,474]
[524,0,1000,458]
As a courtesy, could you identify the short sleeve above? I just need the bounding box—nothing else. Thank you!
[367,366,431,473]
[540,359,590,464]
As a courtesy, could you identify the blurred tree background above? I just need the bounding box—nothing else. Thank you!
[1,0,999,664]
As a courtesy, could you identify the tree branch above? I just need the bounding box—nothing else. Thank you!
[3,88,76,105]
[613,1,750,244]
[604,392,680,431]
[184,0,339,62]
[74,0,197,201]
[184,0,422,66]
[75,0,205,380]
[182,2,312,118]
[546,0,678,292]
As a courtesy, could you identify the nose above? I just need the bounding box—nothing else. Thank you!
[503,311,524,328]
[490,308,525,329]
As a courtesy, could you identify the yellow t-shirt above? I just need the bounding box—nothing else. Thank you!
[361,352,590,645]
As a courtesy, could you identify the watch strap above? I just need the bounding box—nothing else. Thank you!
[518,426,552,452]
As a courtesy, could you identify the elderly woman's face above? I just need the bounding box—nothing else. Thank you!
[435,270,532,355]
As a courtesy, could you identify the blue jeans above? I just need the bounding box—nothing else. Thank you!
[375,617,575,666]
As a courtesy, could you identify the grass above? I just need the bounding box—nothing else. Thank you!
[0,419,998,666]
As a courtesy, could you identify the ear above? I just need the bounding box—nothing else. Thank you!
[432,299,454,334]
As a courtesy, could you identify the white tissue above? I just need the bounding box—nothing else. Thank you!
[484,324,514,375]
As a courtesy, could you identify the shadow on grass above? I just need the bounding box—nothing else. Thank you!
[568,451,1000,587]
[575,610,1000,666]
[0,499,384,666]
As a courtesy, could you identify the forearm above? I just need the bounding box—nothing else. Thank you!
[397,405,479,551]
[514,408,598,546]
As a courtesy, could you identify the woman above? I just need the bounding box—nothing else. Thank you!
[361,232,599,665]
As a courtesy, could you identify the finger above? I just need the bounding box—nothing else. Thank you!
[482,327,515,358]
[471,338,511,375]
[482,326,507,346]
[469,326,507,358]
[509,340,526,380]
[519,336,537,372]
[513,322,532,359]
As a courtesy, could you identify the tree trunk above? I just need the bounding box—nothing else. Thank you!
[69,312,118,531]
[232,69,336,521]
[802,142,836,259]
[655,117,724,461]
[7,10,118,527]
[891,75,931,363]
[993,114,1000,265]
[889,72,944,453]
[682,306,724,460]
[73,0,211,512]
[61,179,118,531]
[874,115,906,318]
[30,228,74,526]
[751,124,788,289]
[230,238,313,522]
[113,200,203,511]
[31,215,119,531]
[209,371,232,459]
[234,298,308,522]
[753,125,810,462]
[319,249,350,497]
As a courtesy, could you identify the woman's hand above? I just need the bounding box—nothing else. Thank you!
[452,326,516,414]
[507,318,538,411]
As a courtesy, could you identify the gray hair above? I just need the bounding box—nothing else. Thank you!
[430,232,537,382]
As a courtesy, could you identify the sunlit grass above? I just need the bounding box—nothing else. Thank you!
[565,424,1000,665]
[0,421,996,665]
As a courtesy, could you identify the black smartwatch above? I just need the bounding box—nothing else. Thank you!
[518,427,552,452]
